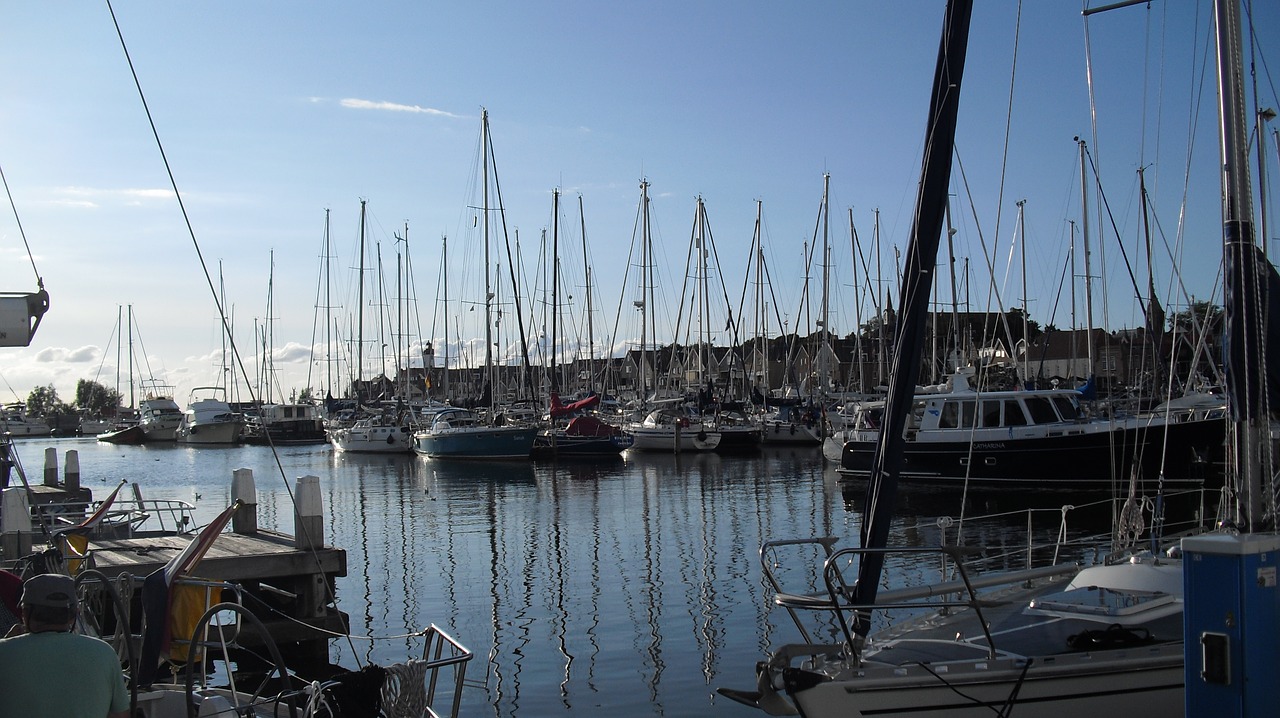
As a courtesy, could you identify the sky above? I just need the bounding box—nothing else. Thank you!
[0,1,1277,410]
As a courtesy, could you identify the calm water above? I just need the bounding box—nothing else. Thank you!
[14,436,1110,717]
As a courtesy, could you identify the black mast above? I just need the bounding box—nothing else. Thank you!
[851,0,974,635]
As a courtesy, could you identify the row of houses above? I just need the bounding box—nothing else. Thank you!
[346,316,1215,405]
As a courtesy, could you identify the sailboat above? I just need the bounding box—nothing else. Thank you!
[620,181,722,452]
[329,200,415,454]
[530,190,632,458]
[412,110,538,460]
[758,175,836,447]
[719,1,1271,714]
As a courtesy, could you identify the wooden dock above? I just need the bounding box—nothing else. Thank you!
[2,458,349,670]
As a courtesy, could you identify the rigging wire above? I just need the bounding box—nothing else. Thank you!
[104,0,362,666]
[0,163,45,291]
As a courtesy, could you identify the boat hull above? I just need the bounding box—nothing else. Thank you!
[758,420,823,446]
[787,646,1183,718]
[177,421,242,445]
[97,425,146,445]
[625,426,721,452]
[838,416,1224,487]
[330,425,413,453]
[413,425,538,459]
[531,432,632,458]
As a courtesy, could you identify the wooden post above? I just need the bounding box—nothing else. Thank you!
[231,468,258,535]
[294,475,324,550]
[64,450,80,492]
[1,487,32,559]
[43,447,57,486]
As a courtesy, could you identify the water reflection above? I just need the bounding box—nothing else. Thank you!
[38,439,865,716]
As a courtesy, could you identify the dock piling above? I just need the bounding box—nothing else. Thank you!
[294,475,324,550]
[64,450,80,492]
[1,487,32,558]
[231,468,258,535]
[43,447,57,487]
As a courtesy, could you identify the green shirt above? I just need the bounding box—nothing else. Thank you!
[0,631,129,717]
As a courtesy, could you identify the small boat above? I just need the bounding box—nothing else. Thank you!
[175,388,243,445]
[624,405,721,452]
[1,403,52,437]
[757,401,824,446]
[97,424,146,445]
[137,387,183,442]
[532,392,632,457]
[413,407,538,459]
[242,402,328,446]
[329,411,414,453]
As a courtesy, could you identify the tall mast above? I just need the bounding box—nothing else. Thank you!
[849,208,863,392]
[481,110,494,401]
[1076,139,1097,380]
[1017,199,1029,385]
[551,188,560,393]
[442,234,450,401]
[356,199,367,398]
[819,173,831,396]
[1216,0,1266,529]
[579,195,595,393]
[640,180,652,400]
[852,0,973,638]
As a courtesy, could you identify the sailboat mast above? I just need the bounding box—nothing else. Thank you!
[324,209,333,398]
[1076,139,1097,380]
[853,0,973,636]
[443,234,450,401]
[580,195,595,393]
[1017,199,1029,385]
[552,189,560,394]
[1215,0,1266,529]
[356,199,367,399]
[640,180,652,400]
[819,173,831,396]
[481,110,494,402]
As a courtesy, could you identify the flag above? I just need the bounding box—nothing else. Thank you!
[138,500,241,685]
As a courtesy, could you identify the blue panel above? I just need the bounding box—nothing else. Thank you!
[1182,534,1280,717]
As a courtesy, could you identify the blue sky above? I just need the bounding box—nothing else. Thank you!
[0,1,1276,408]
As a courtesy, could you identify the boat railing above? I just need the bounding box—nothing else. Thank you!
[760,488,1213,662]
[29,490,196,538]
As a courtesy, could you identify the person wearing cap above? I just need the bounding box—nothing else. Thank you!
[0,573,129,718]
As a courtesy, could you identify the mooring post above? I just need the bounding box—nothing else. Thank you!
[1,487,32,559]
[43,447,57,487]
[231,468,258,535]
[64,450,80,492]
[294,475,324,549]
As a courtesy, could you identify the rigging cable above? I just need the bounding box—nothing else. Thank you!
[104,0,362,666]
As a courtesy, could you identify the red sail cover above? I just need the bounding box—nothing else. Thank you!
[549,392,601,418]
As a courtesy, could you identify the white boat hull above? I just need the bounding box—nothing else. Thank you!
[626,426,721,452]
[787,645,1183,717]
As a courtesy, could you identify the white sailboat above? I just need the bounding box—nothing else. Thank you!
[720,1,1271,715]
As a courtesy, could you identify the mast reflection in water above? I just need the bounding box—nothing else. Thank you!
[35,438,1102,716]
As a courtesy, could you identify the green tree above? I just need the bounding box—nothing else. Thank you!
[25,384,61,417]
[75,379,123,416]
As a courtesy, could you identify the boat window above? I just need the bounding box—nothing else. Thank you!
[980,400,1002,427]
[939,400,975,429]
[1024,396,1061,424]
[1052,396,1080,420]
[1004,400,1028,426]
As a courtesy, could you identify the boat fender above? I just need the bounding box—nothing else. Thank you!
[697,431,707,442]
[189,426,197,434]
[789,424,796,435]
[678,417,689,428]
[386,434,395,444]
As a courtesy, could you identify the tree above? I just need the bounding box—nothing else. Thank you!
[75,379,123,416]
[25,385,61,417]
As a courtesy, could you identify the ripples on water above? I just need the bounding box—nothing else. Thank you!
[25,437,1117,717]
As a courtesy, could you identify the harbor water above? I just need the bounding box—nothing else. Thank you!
[13,436,1115,716]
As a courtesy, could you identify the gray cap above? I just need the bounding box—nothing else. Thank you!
[20,573,76,609]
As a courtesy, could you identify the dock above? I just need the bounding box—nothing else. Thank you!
[2,453,348,670]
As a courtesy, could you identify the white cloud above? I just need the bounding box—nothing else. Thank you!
[339,98,461,118]
[33,345,100,363]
